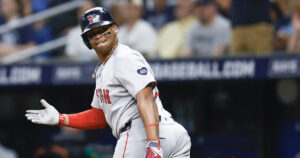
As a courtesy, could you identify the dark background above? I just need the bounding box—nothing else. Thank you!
[0,78,299,158]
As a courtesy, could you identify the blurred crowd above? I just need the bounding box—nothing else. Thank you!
[0,0,300,61]
[0,1,300,158]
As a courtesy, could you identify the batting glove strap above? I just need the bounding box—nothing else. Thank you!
[145,140,163,158]
[57,114,65,126]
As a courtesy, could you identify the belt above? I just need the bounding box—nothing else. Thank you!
[120,115,172,133]
[120,120,132,133]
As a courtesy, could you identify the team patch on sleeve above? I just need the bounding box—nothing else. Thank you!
[137,67,147,75]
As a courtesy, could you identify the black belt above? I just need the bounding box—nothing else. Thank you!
[120,120,132,133]
[120,116,170,133]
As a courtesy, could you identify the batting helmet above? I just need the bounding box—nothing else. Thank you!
[80,7,116,49]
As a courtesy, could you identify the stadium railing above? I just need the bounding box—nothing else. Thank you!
[0,1,85,64]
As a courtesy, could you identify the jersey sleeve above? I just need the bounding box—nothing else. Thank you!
[91,88,101,109]
[115,53,156,98]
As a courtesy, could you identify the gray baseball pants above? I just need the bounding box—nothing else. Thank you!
[113,116,191,158]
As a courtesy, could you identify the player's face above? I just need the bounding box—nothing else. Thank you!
[87,24,118,55]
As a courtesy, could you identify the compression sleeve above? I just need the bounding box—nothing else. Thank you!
[67,107,107,130]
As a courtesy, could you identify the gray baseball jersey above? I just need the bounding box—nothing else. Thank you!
[91,43,171,138]
[91,44,191,157]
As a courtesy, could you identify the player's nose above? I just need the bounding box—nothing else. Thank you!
[93,33,103,39]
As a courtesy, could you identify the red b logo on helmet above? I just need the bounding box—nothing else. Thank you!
[87,15,94,24]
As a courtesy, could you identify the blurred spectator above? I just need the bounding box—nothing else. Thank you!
[144,0,175,30]
[110,3,125,26]
[53,127,86,158]
[101,0,119,9]
[34,127,87,158]
[31,20,53,60]
[270,2,291,33]
[0,142,18,158]
[21,0,53,60]
[287,0,300,53]
[64,1,97,61]
[100,0,125,25]
[214,0,231,19]
[31,0,52,13]
[20,0,52,60]
[35,145,68,158]
[181,0,231,57]
[0,0,35,58]
[20,0,32,16]
[275,0,292,16]
[47,0,77,38]
[118,0,157,58]
[230,0,273,55]
[155,0,196,59]
[270,1,291,51]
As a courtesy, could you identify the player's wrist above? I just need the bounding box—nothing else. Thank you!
[57,113,66,126]
[147,139,161,149]
[145,123,159,141]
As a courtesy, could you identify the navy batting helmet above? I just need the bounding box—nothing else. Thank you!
[80,7,115,49]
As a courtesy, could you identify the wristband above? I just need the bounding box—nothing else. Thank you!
[145,124,158,129]
[57,114,65,126]
[147,139,161,149]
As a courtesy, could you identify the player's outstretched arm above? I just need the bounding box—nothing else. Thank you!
[136,85,163,158]
[25,99,61,125]
[25,99,107,129]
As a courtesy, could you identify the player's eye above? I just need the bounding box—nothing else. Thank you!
[87,26,110,40]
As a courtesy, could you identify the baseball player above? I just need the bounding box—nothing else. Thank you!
[25,7,191,158]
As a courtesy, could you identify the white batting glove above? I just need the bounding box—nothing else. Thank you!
[145,140,163,158]
[25,99,61,126]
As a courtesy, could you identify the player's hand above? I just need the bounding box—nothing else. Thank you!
[25,99,60,125]
[145,140,163,158]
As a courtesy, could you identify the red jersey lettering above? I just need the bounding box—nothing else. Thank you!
[96,89,111,104]
[103,90,111,104]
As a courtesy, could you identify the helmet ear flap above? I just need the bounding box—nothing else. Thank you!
[82,35,92,49]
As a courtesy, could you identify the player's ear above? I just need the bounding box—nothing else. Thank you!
[112,24,118,34]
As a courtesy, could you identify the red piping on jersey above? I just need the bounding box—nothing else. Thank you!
[122,128,130,158]
[67,107,107,130]
[154,92,159,99]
